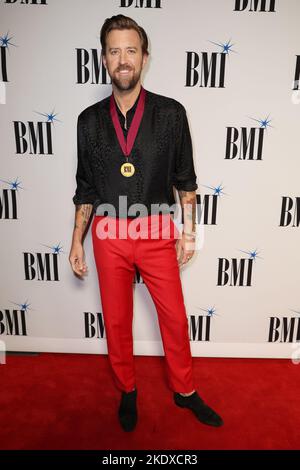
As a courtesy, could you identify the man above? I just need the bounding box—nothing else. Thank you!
[69,14,223,432]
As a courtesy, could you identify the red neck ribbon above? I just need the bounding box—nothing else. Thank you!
[109,86,146,157]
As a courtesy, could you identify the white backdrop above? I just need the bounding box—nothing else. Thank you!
[1,0,300,359]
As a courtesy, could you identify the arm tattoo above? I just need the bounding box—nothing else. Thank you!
[80,204,91,229]
[178,190,197,233]
[74,204,93,239]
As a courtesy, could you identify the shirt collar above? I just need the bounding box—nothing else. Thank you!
[114,87,142,117]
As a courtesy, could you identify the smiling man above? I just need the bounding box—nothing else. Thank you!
[69,14,223,432]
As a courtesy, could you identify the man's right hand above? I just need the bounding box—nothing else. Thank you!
[69,242,88,277]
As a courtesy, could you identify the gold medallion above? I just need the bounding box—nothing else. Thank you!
[120,162,135,177]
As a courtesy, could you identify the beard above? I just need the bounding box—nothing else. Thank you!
[110,65,142,92]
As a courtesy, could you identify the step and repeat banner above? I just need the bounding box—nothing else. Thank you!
[1,0,300,360]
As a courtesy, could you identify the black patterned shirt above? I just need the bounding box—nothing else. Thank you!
[72,87,198,217]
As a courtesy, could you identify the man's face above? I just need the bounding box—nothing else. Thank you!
[102,28,148,92]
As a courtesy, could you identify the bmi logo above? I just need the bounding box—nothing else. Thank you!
[198,184,226,225]
[119,0,162,7]
[217,248,262,286]
[76,43,111,85]
[189,307,219,342]
[293,56,300,91]
[279,197,300,227]
[23,243,64,281]
[0,300,31,336]
[0,177,23,219]
[4,1,48,4]
[225,115,273,161]
[84,312,105,339]
[268,310,300,342]
[14,109,60,155]
[234,0,276,12]
[0,32,17,84]
[186,39,236,88]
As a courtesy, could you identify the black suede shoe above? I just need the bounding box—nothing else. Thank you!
[174,391,223,427]
[118,389,138,432]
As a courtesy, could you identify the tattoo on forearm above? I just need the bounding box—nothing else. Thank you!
[178,190,196,232]
[81,205,90,228]
[74,204,92,232]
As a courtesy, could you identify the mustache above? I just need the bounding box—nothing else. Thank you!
[116,67,133,72]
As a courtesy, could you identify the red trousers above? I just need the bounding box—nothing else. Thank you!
[91,213,195,393]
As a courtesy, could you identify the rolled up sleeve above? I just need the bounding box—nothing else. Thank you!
[173,104,198,192]
[72,113,98,206]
